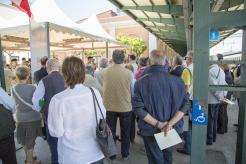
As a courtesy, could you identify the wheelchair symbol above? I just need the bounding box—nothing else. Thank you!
[194,113,205,123]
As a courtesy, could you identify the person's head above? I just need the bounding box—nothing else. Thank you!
[21,57,26,63]
[138,57,149,68]
[46,58,60,73]
[217,53,223,61]
[87,56,93,64]
[16,65,30,82]
[112,50,125,64]
[99,58,108,69]
[85,65,95,76]
[129,54,136,62]
[173,56,183,67]
[40,56,48,67]
[125,64,134,73]
[62,56,85,89]
[10,58,18,68]
[184,50,193,66]
[149,50,166,66]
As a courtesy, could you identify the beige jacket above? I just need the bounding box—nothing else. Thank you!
[102,64,132,112]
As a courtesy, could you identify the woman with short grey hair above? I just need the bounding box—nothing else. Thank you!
[12,66,42,164]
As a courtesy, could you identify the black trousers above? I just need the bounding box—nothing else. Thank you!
[217,103,228,133]
[0,134,17,164]
[207,104,220,144]
[130,113,136,142]
[106,111,132,157]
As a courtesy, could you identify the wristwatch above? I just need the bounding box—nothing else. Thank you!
[155,121,160,128]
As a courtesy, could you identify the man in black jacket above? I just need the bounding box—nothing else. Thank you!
[33,56,48,84]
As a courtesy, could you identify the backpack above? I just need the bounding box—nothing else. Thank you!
[0,104,16,140]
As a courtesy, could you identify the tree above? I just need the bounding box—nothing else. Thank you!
[116,33,147,56]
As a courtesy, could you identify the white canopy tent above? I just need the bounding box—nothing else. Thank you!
[0,0,122,52]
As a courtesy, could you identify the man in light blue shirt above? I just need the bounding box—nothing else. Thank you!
[0,87,17,164]
[0,87,15,112]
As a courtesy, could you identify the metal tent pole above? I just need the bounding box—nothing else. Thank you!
[0,35,6,90]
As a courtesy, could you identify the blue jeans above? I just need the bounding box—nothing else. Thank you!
[106,111,132,157]
[46,125,59,164]
[143,136,173,164]
[207,104,220,144]
[183,131,191,154]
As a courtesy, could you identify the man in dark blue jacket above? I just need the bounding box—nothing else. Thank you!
[132,50,190,164]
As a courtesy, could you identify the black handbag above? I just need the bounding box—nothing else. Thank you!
[89,88,118,159]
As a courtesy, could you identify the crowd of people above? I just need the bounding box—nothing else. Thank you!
[0,49,241,164]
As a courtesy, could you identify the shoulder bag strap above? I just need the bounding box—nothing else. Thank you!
[89,87,99,126]
[89,87,105,120]
[216,68,221,79]
[12,86,33,108]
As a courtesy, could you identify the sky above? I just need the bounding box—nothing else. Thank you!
[0,0,117,21]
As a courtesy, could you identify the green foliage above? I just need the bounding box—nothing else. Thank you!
[116,33,147,56]
[83,50,97,57]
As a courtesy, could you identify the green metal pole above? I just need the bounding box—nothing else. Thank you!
[0,35,6,91]
[191,0,210,164]
[235,9,246,164]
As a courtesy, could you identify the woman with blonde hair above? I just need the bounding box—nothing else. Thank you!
[12,65,42,164]
[48,56,106,164]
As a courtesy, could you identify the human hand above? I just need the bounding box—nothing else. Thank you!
[162,123,173,136]
[157,121,168,131]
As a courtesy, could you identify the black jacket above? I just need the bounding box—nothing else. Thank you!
[34,67,48,84]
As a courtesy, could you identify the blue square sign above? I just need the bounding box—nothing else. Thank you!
[192,99,207,125]
[210,31,220,42]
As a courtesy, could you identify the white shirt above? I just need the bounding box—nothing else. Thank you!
[32,80,45,112]
[48,84,105,164]
[208,64,228,104]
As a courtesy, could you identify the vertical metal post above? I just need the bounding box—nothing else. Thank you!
[0,35,6,90]
[106,41,109,58]
[30,21,50,79]
[235,9,246,163]
[183,0,192,51]
[191,0,210,164]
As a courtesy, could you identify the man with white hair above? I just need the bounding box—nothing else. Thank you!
[32,58,65,164]
[94,58,108,86]
[132,50,190,164]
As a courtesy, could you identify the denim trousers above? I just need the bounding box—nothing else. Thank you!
[143,136,173,164]
[46,125,59,164]
[183,131,191,154]
[207,104,220,144]
[106,111,132,157]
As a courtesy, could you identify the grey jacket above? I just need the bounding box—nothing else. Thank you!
[12,84,41,122]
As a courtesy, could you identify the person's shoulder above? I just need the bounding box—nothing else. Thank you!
[52,88,69,101]
[26,84,36,89]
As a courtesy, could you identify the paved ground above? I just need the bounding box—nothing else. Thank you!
[2,101,239,164]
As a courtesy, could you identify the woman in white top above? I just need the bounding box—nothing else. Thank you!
[48,56,105,164]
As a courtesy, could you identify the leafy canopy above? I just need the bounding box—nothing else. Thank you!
[116,33,147,56]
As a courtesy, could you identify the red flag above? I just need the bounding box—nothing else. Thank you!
[11,0,32,17]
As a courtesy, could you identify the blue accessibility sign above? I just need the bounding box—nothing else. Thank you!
[209,31,220,42]
[192,99,207,125]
